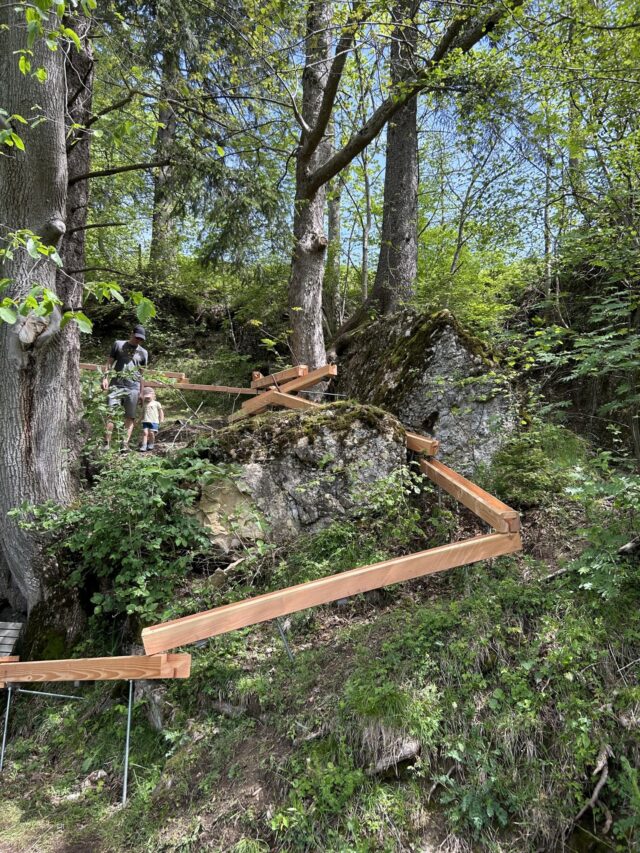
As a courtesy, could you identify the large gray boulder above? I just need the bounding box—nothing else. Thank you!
[190,403,407,549]
[335,309,517,473]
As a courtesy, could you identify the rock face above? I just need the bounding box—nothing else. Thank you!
[192,403,407,548]
[335,309,517,473]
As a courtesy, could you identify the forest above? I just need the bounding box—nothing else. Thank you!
[0,0,639,850]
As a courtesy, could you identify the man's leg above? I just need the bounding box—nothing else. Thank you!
[121,388,140,450]
[104,388,122,449]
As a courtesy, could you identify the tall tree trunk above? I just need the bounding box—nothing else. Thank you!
[0,12,75,612]
[323,121,341,339]
[58,14,94,469]
[288,1,332,368]
[369,0,418,313]
[148,49,179,286]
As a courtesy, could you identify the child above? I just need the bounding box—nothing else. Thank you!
[139,388,164,452]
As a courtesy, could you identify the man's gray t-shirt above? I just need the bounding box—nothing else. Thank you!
[110,340,148,388]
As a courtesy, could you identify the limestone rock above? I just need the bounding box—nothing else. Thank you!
[336,309,517,473]
[192,403,407,546]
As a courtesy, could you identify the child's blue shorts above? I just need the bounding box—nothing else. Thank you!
[142,421,159,431]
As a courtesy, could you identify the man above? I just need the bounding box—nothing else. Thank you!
[102,324,148,451]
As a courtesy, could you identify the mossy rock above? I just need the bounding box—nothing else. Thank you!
[336,309,517,473]
[189,403,408,544]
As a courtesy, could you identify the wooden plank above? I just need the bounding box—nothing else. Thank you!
[251,365,308,389]
[142,532,521,654]
[406,432,439,456]
[269,392,320,412]
[420,459,520,533]
[0,653,191,684]
[278,364,338,395]
[162,371,187,381]
[143,381,256,395]
[240,388,278,414]
[79,362,100,371]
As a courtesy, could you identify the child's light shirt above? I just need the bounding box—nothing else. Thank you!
[143,399,163,424]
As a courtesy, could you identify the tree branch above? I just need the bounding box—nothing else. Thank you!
[67,221,126,234]
[306,0,523,196]
[69,159,172,185]
[86,93,135,128]
[302,2,369,157]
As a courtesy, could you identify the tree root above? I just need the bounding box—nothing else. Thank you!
[574,744,613,825]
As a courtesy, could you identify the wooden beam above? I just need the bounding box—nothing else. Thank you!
[406,432,439,456]
[142,532,521,653]
[269,392,320,412]
[239,388,278,414]
[251,365,308,389]
[420,459,520,533]
[79,361,100,371]
[143,381,256,395]
[0,653,191,683]
[278,363,338,394]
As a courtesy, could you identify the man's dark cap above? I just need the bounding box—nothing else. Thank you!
[133,324,146,341]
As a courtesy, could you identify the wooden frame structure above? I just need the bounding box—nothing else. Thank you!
[13,361,521,681]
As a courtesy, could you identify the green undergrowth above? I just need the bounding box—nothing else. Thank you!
[5,423,640,851]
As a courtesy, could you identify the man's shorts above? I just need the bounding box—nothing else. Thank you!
[107,385,139,419]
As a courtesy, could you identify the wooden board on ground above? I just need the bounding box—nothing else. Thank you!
[405,432,439,456]
[251,365,308,390]
[269,392,320,412]
[79,362,101,371]
[420,459,520,533]
[0,653,191,683]
[144,381,256,395]
[142,532,521,654]
[278,364,338,395]
[237,387,279,415]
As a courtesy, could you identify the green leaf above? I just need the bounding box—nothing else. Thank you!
[33,67,47,82]
[10,132,24,150]
[18,55,31,75]
[63,311,93,334]
[26,238,40,259]
[0,306,18,324]
[135,297,156,323]
[62,26,82,51]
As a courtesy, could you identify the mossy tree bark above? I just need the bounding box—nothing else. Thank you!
[370,0,419,314]
[289,1,332,369]
[0,11,80,612]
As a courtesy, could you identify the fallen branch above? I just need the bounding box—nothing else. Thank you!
[574,744,613,824]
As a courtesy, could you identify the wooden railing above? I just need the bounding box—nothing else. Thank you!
[1,362,521,683]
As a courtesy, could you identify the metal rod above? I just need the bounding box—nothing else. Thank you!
[16,688,84,701]
[122,679,134,806]
[0,686,13,772]
[275,618,295,662]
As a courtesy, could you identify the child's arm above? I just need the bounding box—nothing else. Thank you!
[159,405,165,423]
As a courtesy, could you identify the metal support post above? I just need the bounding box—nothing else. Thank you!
[122,679,134,806]
[1,685,14,773]
[275,618,295,663]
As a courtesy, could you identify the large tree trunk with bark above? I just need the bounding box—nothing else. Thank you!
[58,14,94,471]
[323,119,341,339]
[288,2,332,369]
[148,49,179,287]
[367,1,419,314]
[0,12,77,612]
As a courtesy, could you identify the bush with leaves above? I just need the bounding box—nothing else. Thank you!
[20,453,227,623]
